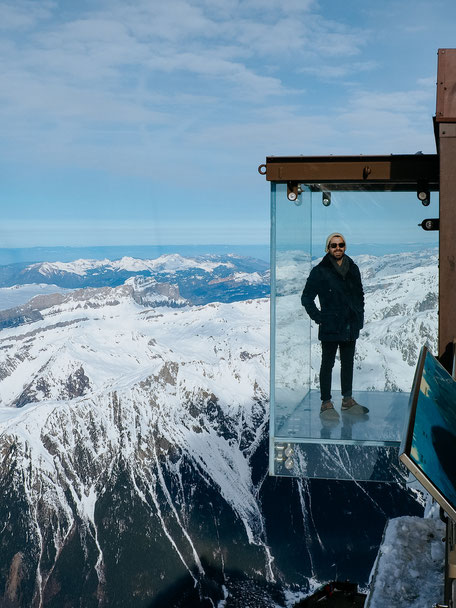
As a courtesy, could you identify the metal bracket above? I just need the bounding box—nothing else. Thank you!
[419,218,440,231]
[286,181,299,202]
[440,123,456,137]
[448,549,456,580]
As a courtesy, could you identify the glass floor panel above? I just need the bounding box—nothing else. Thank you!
[271,390,410,481]
[274,389,409,446]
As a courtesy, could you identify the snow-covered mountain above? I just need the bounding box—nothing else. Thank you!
[0,288,277,607]
[23,254,236,278]
[0,254,270,308]
[355,248,437,390]
[0,250,435,607]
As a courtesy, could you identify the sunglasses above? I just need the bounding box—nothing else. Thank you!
[329,242,345,249]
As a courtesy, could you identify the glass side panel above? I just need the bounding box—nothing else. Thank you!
[270,185,439,480]
[270,183,312,474]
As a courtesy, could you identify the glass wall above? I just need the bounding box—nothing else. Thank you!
[270,184,439,480]
[270,183,312,475]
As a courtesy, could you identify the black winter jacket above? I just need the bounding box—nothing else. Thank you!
[301,254,364,342]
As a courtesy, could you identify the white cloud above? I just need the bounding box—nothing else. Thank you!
[345,88,434,115]
[0,0,54,31]
[417,76,437,88]
[0,0,442,214]
[299,61,378,79]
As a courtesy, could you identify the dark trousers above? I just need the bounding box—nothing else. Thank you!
[320,340,356,402]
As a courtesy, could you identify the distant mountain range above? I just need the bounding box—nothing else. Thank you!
[0,254,269,310]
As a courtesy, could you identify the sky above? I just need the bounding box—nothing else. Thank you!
[0,0,454,250]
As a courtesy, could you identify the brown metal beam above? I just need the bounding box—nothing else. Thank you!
[436,49,456,374]
[260,154,439,190]
[438,122,456,371]
[436,49,456,123]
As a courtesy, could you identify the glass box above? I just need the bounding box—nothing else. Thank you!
[269,182,439,481]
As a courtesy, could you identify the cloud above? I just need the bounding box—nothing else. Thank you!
[0,0,54,31]
[417,76,437,88]
[299,61,378,79]
[332,86,437,154]
[346,88,433,115]
[0,0,440,194]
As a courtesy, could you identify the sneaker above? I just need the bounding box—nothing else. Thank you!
[341,397,369,415]
[320,400,340,420]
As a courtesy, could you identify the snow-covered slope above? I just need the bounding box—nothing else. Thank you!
[366,515,445,607]
[355,250,437,390]
[0,249,434,607]
[0,288,276,607]
[0,285,267,409]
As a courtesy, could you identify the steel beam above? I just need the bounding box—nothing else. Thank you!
[260,154,439,190]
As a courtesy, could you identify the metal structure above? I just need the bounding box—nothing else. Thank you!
[436,48,456,374]
[259,153,439,190]
[265,177,437,481]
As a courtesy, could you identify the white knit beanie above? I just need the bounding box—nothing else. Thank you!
[325,232,346,252]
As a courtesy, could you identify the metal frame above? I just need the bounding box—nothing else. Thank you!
[258,153,439,190]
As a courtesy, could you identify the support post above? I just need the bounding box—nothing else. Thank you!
[438,123,456,370]
[436,49,456,371]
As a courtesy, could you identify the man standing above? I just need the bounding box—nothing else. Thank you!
[301,232,368,420]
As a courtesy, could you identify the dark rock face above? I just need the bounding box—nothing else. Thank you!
[65,366,91,400]
[0,405,422,608]
[13,366,91,408]
[0,309,43,329]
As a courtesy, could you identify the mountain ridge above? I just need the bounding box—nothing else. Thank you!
[0,254,270,310]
